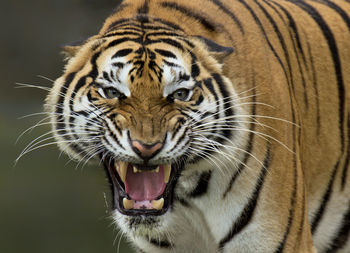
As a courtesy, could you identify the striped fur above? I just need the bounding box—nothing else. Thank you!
[46,0,350,252]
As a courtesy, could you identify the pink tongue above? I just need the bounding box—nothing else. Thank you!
[124,166,166,201]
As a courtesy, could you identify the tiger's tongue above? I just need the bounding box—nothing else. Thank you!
[125,166,166,201]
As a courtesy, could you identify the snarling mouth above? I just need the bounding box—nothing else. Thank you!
[103,158,178,216]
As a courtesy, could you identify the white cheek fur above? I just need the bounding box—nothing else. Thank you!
[117,64,132,96]
[162,63,194,98]
[96,54,132,97]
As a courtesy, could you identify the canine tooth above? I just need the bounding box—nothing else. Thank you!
[118,161,128,183]
[155,166,159,173]
[164,164,171,183]
[151,198,164,210]
[133,166,138,173]
[123,198,134,210]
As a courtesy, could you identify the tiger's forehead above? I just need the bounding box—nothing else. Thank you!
[94,41,193,97]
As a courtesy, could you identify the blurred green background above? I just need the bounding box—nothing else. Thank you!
[0,1,135,252]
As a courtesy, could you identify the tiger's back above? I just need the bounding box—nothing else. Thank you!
[46,0,350,252]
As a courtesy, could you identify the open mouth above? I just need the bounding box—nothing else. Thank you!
[103,158,177,216]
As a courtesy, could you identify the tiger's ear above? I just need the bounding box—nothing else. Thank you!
[193,35,234,62]
[60,38,86,60]
[61,45,81,58]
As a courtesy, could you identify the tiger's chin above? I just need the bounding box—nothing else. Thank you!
[103,156,181,218]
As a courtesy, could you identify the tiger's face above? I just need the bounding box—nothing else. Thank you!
[46,27,243,235]
[90,39,204,217]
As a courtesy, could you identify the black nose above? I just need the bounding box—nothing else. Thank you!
[131,140,163,159]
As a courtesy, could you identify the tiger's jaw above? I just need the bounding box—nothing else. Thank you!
[104,158,180,216]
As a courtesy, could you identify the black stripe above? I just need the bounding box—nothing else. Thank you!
[153,18,184,31]
[136,13,148,24]
[149,238,172,248]
[106,18,131,32]
[108,114,123,135]
[138,0,149,15]
[253,0,296,93]
[238,0,289,89]
[191,94,204,106]
[112,62,124,68]
[288,0,345,148]
[210,0,244,34]
[56,72,76,133]
[195,35,234,55]
[85,121,93,134]
[190,53,200,78]
[203,78,219,120]
[311,161,339,234]
[87,90,98,102]
[154,49,177,59]
[66,59,97,154]
[112,48,133,58]
[325,202,350,253]
[219,145,271,251]
[107,37,142,48]
[146,31,181,39]
[317,0,350,32]
[178,37,195,49]
[289,0,346,234]
[141,24,179,32]
[305,40,321,135]
[179,73,190,81]
[265,0,309,107]
[102,71,112,83]
[70,76,88,114]
[223,170,240,199]
[175,196,190,207]
[69,52,100,116]
[104,31,141,38]
[193,78,222,160]
[110,21,140,28]
[160,2,217,32]
[189,171,212,197]
[102,135,122,155]
[169,128,189,153]
[107,25,143,34]
[147,38,184,51]
[274,158,298,253]
[223,89,256,197]
[270,0,308,71]
[114,26,142,32]
[171,117,186,140]
[105,123,125,150]
[71,110,89,119]
[147,48,156,60]
[212,73,234,140]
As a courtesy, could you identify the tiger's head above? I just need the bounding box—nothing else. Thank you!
[46,17,246,236]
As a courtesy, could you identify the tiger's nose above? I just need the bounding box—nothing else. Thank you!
[131,140,163,159]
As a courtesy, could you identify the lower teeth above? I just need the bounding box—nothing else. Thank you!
[122,198,165,210]
[151,198,164,210]
[123,198,134,210]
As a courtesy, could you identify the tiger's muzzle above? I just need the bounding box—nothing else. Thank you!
[103,155,183,216]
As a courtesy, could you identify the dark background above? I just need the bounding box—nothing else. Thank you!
[0,0,135,252]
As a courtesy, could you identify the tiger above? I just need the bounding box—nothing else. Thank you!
[44,0,350,252]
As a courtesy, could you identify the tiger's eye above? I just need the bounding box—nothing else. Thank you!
[173,88,190,101]
[104,87,122,99]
